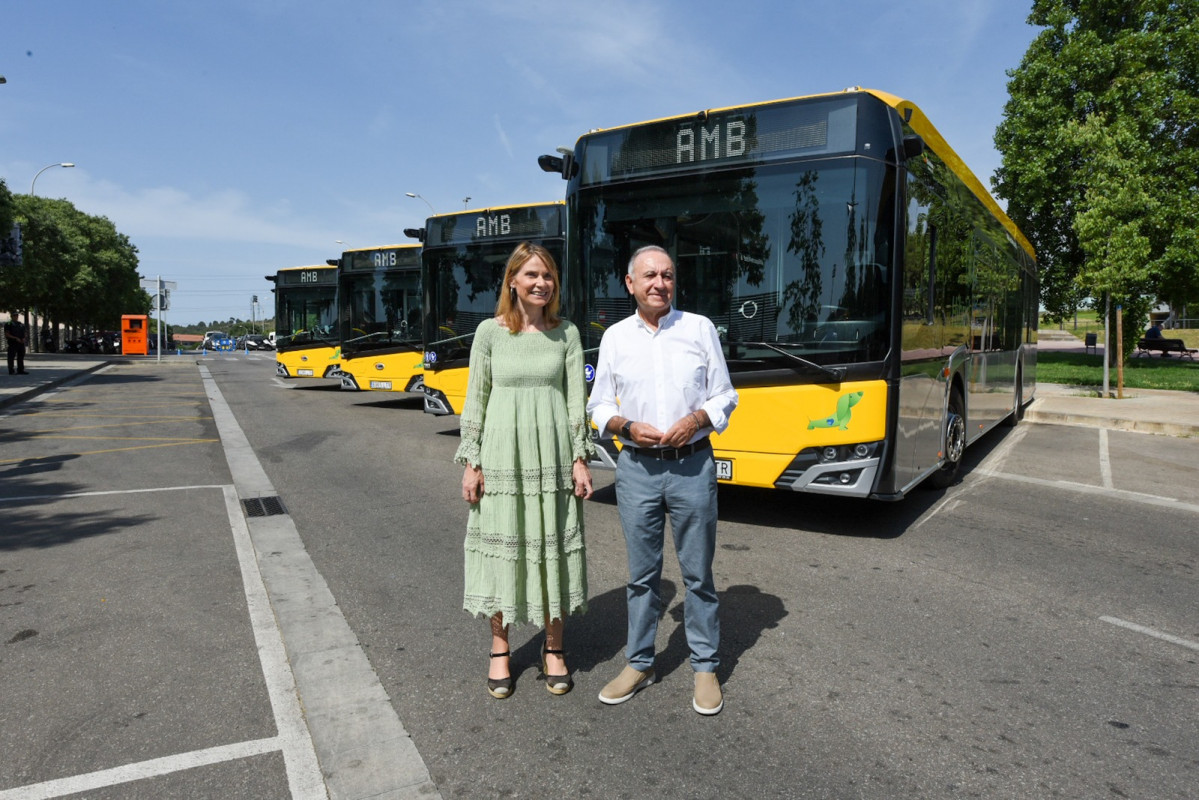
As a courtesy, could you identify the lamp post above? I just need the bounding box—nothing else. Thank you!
[31,162,75,196]
[463,196,471,208]
[405,192,436,215]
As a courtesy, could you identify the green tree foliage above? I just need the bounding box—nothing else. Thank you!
[993,0,1199,354]
[0,179,14,239]
[10,195,147,329]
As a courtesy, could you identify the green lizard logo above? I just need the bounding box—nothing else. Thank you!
[808,391,864,430]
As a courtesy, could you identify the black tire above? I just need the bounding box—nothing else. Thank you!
[1004,368,1024,427]
[928,386,965,490]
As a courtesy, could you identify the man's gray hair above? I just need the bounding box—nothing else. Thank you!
[628,244,671,276]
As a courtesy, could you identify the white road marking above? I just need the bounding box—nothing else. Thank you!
[200,364,438,798]
[0,738,281,800]
[1100,616,1199,652]
[0,484,228,504]
[1098,428,1114,489]
[222,485,327,798]
[914,425,1028,529]
[975,468,1199,514]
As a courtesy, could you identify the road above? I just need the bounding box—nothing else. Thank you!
[4,354,1196,799]
[212,357,1197,799]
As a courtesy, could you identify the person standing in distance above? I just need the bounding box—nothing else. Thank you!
[5,312,29,375]
[587,244,738,715]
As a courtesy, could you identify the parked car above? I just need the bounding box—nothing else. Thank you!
[201,330,231,350]
[235,333,273,351]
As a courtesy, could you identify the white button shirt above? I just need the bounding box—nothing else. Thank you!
[588,307,738,445]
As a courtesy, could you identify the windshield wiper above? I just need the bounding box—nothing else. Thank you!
[740,341,846,382]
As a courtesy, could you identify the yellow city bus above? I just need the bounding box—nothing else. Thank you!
[540,88,1037,500]
[336,244,425,394]
[269,264,343,380]
[413,202,565,416]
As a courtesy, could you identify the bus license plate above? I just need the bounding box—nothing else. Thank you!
[297,369,314,377]
[369,380,392,390]
[714,458,733,481]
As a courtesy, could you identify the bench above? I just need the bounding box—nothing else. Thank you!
[1135,338,1197,360]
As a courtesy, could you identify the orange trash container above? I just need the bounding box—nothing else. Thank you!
[121,315,149,356]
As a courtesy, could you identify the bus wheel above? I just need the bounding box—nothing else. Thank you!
[1004,368,1023,427]
[929,387,965,489]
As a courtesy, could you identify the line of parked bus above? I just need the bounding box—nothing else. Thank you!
[268,88,1039,501]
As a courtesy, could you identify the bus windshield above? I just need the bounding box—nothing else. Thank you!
[276,287,338,350]
[422,244,511,366]
[340,269,422,355]
[571,158,894,368]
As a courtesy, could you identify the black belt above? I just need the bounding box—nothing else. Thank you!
[625,438,711,461]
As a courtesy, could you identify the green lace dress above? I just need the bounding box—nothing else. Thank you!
[454,318,596,626]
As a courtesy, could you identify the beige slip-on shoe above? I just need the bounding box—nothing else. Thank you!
[693,671,723,715]
[598,665,655,705]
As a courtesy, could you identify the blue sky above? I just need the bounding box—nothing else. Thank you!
[2,0,1040,326]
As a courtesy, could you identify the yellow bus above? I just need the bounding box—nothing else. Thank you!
[540,88,1037,500]
[413,202,565,416]
[269,264,343,380]
[336,244,425,394]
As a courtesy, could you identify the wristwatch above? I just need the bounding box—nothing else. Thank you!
[620,420,633,440]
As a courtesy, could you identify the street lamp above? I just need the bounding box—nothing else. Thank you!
[31,162,75,196]
[405,192,436,215]
[463,196,471,208]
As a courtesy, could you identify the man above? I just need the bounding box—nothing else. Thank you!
[1145,320,1164,340]
[4,313,28,375]
[588,245,738,716]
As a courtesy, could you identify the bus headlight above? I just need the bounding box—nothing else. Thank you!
[821,447,838,462]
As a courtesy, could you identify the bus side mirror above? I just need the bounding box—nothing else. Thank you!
[902,135,925,160]
[538,152,577,180]
[404,227,426,242]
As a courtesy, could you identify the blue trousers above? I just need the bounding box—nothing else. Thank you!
[614,447,719,672]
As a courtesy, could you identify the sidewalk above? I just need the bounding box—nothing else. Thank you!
[4,345,1196,438]
[0,353,114,409]
[1032,328,1199,438]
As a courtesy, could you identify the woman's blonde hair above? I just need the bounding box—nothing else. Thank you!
[496,242,561,332]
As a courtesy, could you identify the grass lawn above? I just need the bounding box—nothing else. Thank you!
[1043,319,1199,349]
[1037,351,1199,392]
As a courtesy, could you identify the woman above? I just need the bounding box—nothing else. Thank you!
[455,242,595,698]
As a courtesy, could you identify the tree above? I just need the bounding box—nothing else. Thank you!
[0,179,14,243]
[11,195,147,334]
[993,0,1199,352]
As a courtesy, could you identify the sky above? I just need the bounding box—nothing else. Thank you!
[2,0,1042,327]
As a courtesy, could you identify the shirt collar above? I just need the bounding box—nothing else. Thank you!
[634,306,680,332]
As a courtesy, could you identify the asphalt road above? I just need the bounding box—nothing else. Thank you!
[3,355,1196,799]
[212,357,1197,799]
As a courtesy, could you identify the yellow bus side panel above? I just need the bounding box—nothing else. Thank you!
[424,366,469,414]
[278,346,341,378]
[710,380,888,487]
[342,352,424,392]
